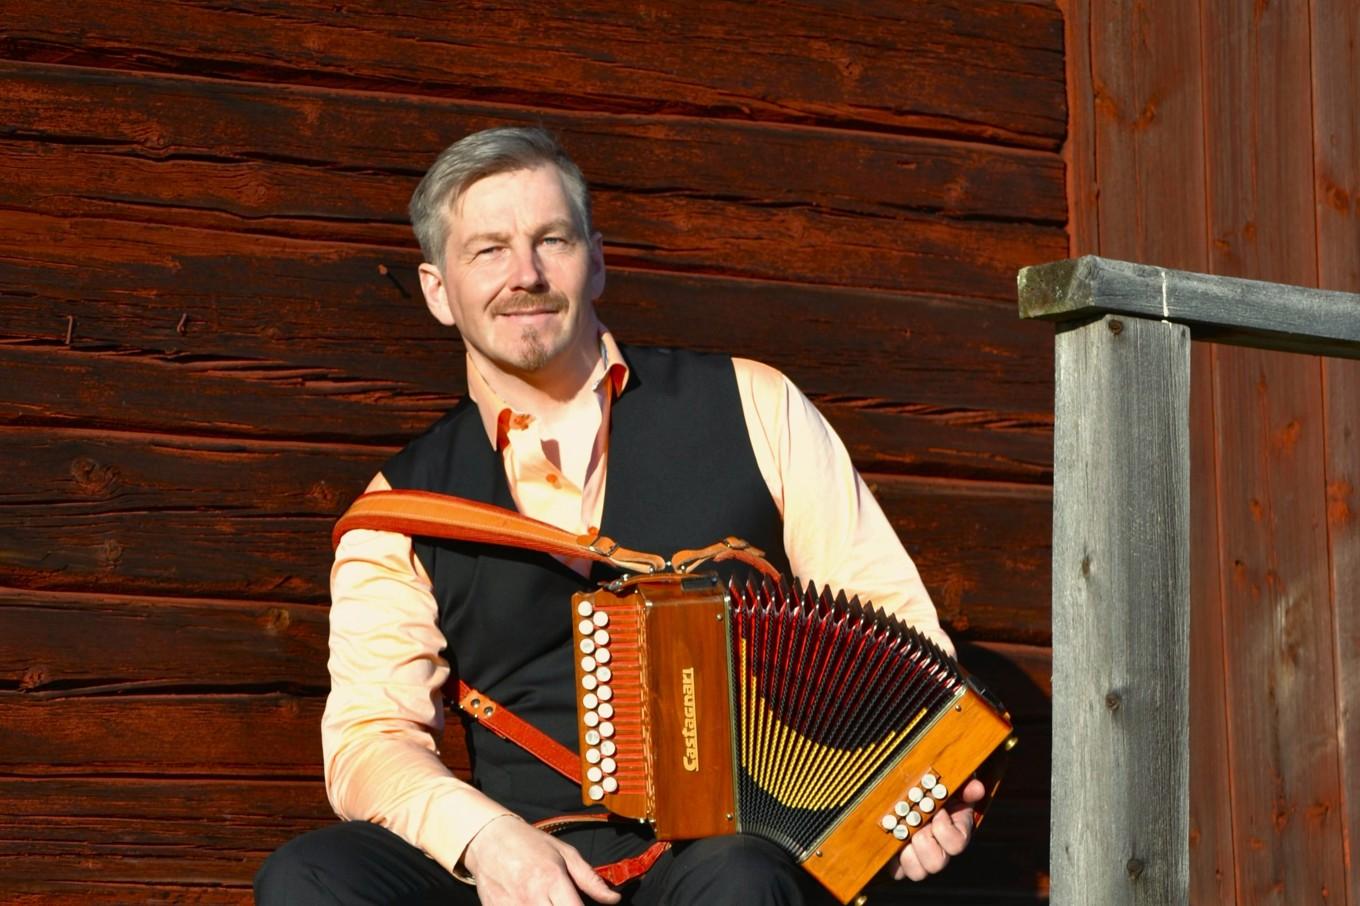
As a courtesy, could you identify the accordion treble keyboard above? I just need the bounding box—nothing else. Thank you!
[570,572,1013,904]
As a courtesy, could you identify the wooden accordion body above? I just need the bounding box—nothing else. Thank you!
[570,572,1014,904]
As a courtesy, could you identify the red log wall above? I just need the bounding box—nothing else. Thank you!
[0,3,1066,901]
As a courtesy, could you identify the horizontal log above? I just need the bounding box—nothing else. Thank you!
[874,477,1052,643]
[0,588,328,693]
[0,64,1066,300]
[0,430,1051,639]
[0,210,1056,479]
[0,692,470,777]
[0,1,1066,147]
[0,777,1047,900]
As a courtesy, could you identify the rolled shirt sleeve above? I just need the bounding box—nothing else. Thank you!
[733,358,954,656]
[322,474,513,877]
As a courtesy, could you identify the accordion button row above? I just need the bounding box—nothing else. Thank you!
[880,775,950,840]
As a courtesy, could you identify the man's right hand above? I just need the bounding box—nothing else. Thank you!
[462,815,622,906]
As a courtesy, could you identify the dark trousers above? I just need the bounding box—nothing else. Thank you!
[255,821,837,905]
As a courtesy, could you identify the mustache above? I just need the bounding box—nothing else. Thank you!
[491,292,568,316]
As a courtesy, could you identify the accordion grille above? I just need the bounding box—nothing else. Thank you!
[729,577,964,857]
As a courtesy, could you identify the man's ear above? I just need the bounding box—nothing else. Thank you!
[587,231,607,301]
[418,262,457,327]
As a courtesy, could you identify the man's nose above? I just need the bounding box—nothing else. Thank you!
[507,243,547,291]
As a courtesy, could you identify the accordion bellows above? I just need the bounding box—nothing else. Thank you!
[571,572,1013,903]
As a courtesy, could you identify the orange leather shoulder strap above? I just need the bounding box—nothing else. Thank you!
[333,489,668,575]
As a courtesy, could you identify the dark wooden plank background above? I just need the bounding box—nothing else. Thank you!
[1069,0,1360,902]
[0,2,1066,901]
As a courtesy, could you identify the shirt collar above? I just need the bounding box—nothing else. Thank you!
[466,327,630,451]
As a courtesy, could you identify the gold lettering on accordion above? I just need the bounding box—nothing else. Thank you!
[681,667,700,771]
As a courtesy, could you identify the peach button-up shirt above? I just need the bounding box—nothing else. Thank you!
[322,329,949,879]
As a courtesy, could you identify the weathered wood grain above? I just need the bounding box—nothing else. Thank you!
[0,588,328,693]
[0,429,1051,639]
[1019,256,1360,360]
[0,210,1057,481]
[1212,346,1348,905]
[1186,344,1237,906]
[0,692,471,777]
[1203,0,1317,287]
[1311,0,1360,293]
[1086,0,1208,270]
[1324,356,1360,904]
[0,62,1066,225]
[873,477,1052,644]
[1048,314,1191,906]
[0,0,1066,148]
[0,776,1048,902]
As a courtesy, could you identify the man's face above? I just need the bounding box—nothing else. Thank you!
[418,164,605,385]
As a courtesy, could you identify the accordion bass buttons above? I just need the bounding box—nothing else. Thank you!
[907,787,924,803]
[577,601,594,618]
[931,783,948,800]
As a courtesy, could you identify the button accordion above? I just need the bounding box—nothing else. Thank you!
[570,571,1014,904]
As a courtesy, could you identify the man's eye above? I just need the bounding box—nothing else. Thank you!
[474,246,501,258]
[541,236,569,247]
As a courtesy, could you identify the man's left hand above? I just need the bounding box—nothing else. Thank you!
[893,777,986,881]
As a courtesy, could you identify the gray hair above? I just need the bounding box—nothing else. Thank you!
[409,126,593,266]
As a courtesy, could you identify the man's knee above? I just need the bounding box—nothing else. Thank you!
[254,821,467,906]
[255,829,333,905]
[655,834,829,905]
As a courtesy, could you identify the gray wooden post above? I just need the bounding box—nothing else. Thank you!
[1048,314,1191,906]
[1020,255,1360,906]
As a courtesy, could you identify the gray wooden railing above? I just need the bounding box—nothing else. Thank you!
[1017,256,1360,906]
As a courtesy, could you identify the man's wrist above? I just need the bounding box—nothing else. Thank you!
[459,812,524,881]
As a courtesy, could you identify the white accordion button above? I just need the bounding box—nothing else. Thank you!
[583,711,600,728]
[583,692,599,710]
[595,648,612,665]
[893,801,910,817]
[581,674,598,691]
[921,773,938,789]
[602,776,619,793]
[600,739,616,757]
[892,825,910,841]
[592,628,610,646]
[597,685,613,702]
[579,638,596,655]
[578,619,594,636]
[919,797,936,814]
[880,814,898,831]
[597,702,615,719]
[588,784,604,801]
[592,611,609,628]
[596,665,613,682]
[600,757,617,774]
[905,811,923,827]
[584,729,601,746]
[585,747,601,764]
[599,720,615,738]
[577,601,594,617]
[932,783,948,801]
[907,787,924,803]
[580,655,597,673]
[586,766,603,783]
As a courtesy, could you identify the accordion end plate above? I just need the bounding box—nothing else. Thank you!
[801,687,1014,905]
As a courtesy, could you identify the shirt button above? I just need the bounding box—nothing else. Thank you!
[546,473,560,487]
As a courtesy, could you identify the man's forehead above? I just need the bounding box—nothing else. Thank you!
[447,164,572,226]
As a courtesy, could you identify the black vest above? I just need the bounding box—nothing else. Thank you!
[381,345,788,820]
